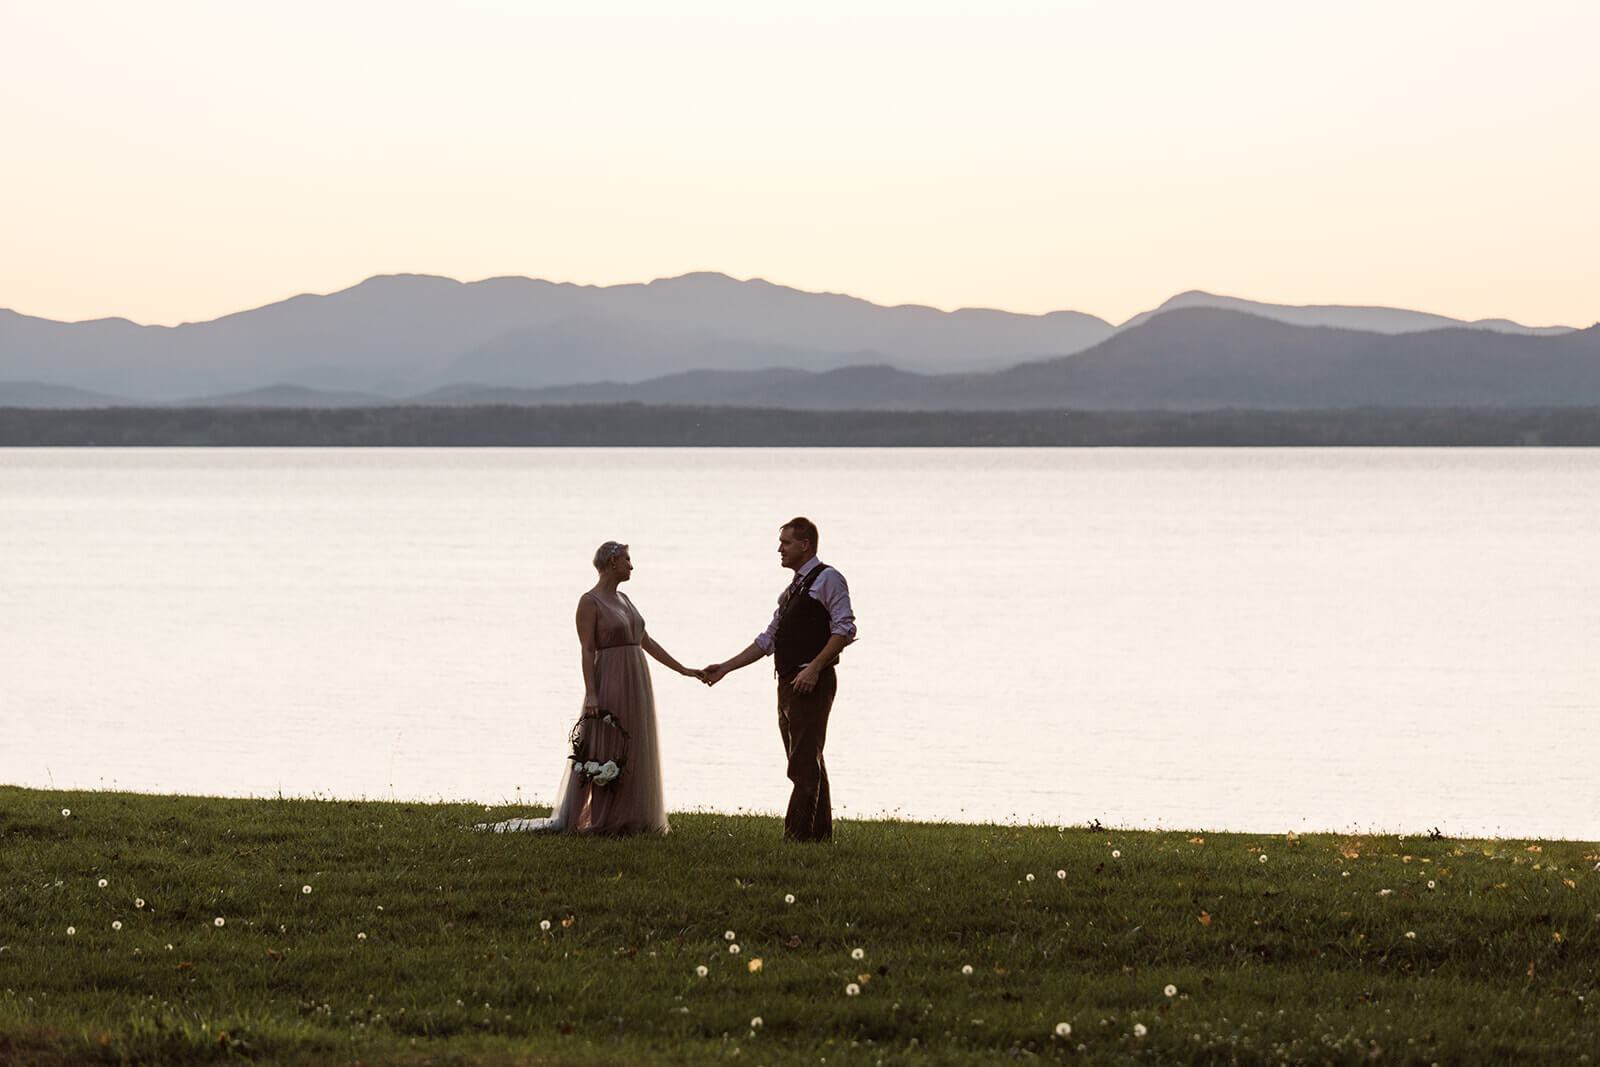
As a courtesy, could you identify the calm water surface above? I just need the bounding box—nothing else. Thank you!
[3,447,1596,839]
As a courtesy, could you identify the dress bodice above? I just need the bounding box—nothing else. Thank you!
[586,591,645,650]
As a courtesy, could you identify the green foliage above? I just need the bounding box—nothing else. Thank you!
[2,787,1597,1064]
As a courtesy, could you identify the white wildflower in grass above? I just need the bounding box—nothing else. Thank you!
[750,1016,763,1029]
[135,898,145,909]
[845,983,860,996]
[302,885,312,895]
[61,808,71,817]
[1111,849,1121,859]
[97,878,108,888]
[724,929,736,941]
[67,926,76,936]
[1057,870,1066,880]
[696,965,709,978]
[729,943,741,955]
[539,919,551,931]
[851,947,865,960]
[1427,880,1437,890]
[165,943,174,951]
[1164,984,1178,997]
[112,921,122,931]
[784,893,795,904]
[961,964,974,975]
[1405,931,1416,939]
[1133,1023,1148,1038]
[1259,854,1268,864]
[358,932,367,940]
[1055,1022,1072,1038]
[1025,873,1035,882]
[213,917,225,927]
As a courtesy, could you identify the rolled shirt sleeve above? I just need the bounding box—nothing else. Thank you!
[754,603,782,655]
[814,568,857,643]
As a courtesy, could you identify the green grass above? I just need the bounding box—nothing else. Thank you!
[2,786,1597,1065]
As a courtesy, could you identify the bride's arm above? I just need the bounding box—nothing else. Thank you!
[641,631,696,677]
[576,595,601,708]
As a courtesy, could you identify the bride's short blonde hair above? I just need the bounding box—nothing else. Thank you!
[593,541,628,572]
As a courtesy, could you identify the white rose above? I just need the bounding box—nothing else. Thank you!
[595,761,620,784]
[583,761,601,776]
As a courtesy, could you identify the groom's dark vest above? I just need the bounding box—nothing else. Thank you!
[774,563,835,679]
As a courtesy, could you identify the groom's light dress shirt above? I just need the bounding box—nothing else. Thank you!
[754,556,857,657]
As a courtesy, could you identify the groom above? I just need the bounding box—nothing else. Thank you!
[703,517,856,842]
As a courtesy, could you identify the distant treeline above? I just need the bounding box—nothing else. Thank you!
[4,404,1600,446]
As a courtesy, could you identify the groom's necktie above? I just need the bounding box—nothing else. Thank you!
[780,569,807,609]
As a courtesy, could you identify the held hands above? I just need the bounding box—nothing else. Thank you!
[700,663,727,687]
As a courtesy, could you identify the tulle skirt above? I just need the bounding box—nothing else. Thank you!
[480,644,668,835]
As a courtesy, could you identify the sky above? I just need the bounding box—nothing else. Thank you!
[3,0,1597,329]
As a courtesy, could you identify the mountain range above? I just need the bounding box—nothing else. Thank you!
[1,272,1592,410]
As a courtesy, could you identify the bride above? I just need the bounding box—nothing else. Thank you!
[482,541,698,835]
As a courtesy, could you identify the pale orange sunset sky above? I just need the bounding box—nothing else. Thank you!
[3,1,1596,328]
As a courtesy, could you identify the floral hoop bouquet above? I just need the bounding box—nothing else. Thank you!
[569,710,630,787]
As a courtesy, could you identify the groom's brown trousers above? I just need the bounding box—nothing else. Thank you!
[777,666,835,842]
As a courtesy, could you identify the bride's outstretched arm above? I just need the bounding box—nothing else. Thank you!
[641,631,699,678]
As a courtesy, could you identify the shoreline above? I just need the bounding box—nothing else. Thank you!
[7,785,1597,845]
[7,403,1600,446]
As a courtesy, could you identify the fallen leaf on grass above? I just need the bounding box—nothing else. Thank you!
[1198,910,1212,927]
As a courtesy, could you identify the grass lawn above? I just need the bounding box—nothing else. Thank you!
[2,785,1597,1064]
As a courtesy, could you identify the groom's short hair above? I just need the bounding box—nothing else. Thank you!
[782,516,819,552]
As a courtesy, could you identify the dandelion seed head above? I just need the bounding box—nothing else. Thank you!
[696,965,708,977]
[750,1016,763,1028]
[1111,849,1121,859]
[66,926,76,936]
[1405,931,1416,939]
[61,809,71,817]
[112,921,122,931]
[851,947,864,960]
[724,929,736,941]
[784,893,796,904]
[1025,873,1035,882]
[845,982,860,996]
[97,878,108,888]
[729,943,740,954]
[1055,1022,1072,1037]
[135,898,145,908]
[1259,854,1268,863]
[302,885,312,895]
[1427,880,1436,890]
[1133,1023,1148,1037]
[539,919,551,931]
[1164,984,1178,997]
[213,917,225,927]
[1056,870,1066,879]
[961,964,974,975]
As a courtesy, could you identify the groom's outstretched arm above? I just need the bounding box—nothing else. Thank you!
[703,641,765,686]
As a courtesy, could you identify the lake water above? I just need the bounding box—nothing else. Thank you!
[3,447,1597,840]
